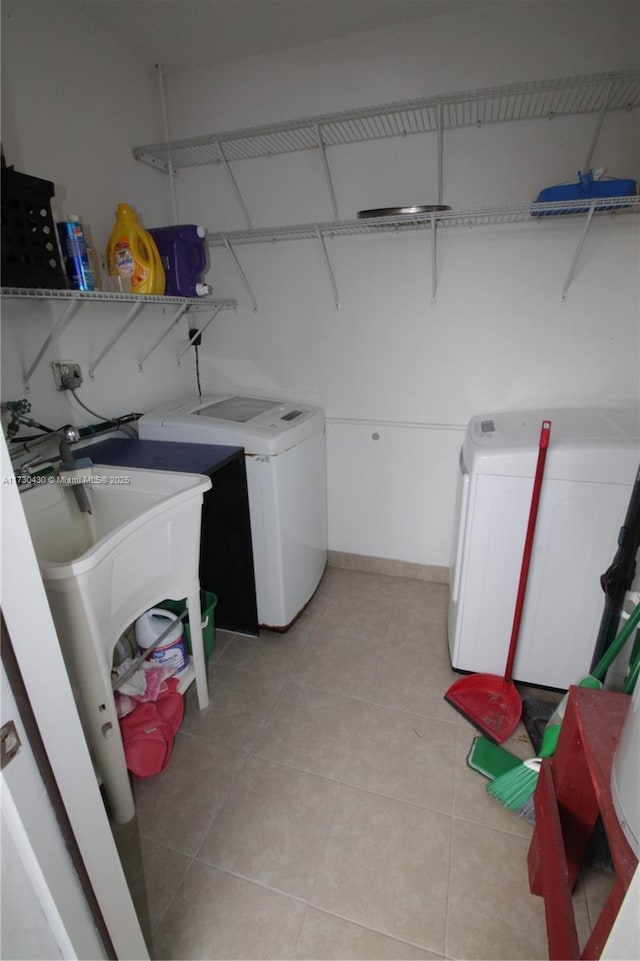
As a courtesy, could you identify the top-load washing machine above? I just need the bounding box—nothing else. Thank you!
[448,407,639,689]
[139,394,328,630]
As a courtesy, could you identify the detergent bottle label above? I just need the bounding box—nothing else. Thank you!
[115,241,135,277]
[114,239,149,290]
[151,641,188,674]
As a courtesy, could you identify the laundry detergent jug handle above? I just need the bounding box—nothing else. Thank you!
[133,230,152,266]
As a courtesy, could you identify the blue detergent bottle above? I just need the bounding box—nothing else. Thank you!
[56,215,95,290]
[148,224,210,298]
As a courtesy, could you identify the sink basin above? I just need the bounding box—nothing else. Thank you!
[22,463,212,823]
[24,464,210,578]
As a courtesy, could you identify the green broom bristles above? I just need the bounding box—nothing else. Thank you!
[487,722,560,813]
[487,757,541,810]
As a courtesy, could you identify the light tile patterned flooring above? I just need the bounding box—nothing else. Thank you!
[112,567,615,959]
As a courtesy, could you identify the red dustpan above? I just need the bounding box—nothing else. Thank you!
[445,419,552,743]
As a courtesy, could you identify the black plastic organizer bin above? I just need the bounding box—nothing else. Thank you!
[1,165,67,289]
[158,591,217,661]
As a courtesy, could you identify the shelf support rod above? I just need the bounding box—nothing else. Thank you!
[23,298,82,391]
[561,205,596,302]
[316,227,339,308]
[222,236,257,311]
[430,218,438,306]
[315,124,339,220]
[583,81,613,173]
[89,301,145,379]
[138,302,190,370]
[218,143,253,229]
[157,63,179,224]
[437,103,444,206]
[177,305,223,362]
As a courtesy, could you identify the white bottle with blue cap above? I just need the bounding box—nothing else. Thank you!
[135,608,189,676]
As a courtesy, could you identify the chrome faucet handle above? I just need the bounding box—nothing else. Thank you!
[58,425,82,464]
[59,425,81,445]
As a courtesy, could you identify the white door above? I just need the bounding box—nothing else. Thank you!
[1,656,103,959]
[1,433,148,960]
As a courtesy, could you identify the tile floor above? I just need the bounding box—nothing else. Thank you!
[112,567,615,960]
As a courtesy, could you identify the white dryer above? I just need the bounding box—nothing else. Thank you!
[139,395,328,630]
[448,407,639,689]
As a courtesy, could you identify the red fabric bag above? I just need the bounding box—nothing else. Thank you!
[119,679,184,778]
[156,677,184,735]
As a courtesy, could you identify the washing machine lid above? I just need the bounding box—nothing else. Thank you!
[464,407,640,483]
[139,394,324,456]
[196,396,283,423]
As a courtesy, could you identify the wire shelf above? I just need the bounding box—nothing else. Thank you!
[0,287,236,312]
[2,288,238,388]
[206,196,640,247]
[134,69,640,170]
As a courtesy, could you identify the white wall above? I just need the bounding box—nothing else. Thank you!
[2,1,639,567]
[163,0,640,566]
[0,1,199,429]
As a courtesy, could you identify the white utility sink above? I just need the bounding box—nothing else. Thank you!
[22,463,212,823]
[25,464,207,574]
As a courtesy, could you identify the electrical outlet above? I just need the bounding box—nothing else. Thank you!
[52,361,83,391]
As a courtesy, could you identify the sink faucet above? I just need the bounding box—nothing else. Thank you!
[13,425,93,514]
[58,424,82,464]
[12,425,81,481]
[57,426,93,514]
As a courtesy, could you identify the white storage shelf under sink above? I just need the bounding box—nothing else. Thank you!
[22,462,211,823]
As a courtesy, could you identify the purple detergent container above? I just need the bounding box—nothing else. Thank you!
[148,225,210,297]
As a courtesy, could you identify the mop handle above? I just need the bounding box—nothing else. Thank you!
[593,599,640,682]
[504,420,552,682]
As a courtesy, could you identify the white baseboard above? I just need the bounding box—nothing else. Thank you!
[328,551,449,584]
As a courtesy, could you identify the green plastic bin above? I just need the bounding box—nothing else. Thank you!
[158,591,217,660]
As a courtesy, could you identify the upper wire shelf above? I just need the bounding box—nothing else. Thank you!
[206,196,640,247]
[133,69,640,171]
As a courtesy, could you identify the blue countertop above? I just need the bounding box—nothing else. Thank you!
[78,438,244,474]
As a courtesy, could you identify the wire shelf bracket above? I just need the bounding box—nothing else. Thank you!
[436,103,444,206]
[138,302,190,370]
[561,205,597,302]
[316,227,339,308]
[177,304,224,362]
[316,124,339,220]
[583,80,614,173]
[134,150,170,174]
[222,237,258,311]
[21,297,82,392]
[219,143,253,229]
[88,300,146,380]
[1,288,237,386]
[430,219,438,306]
[157,63,179,226]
